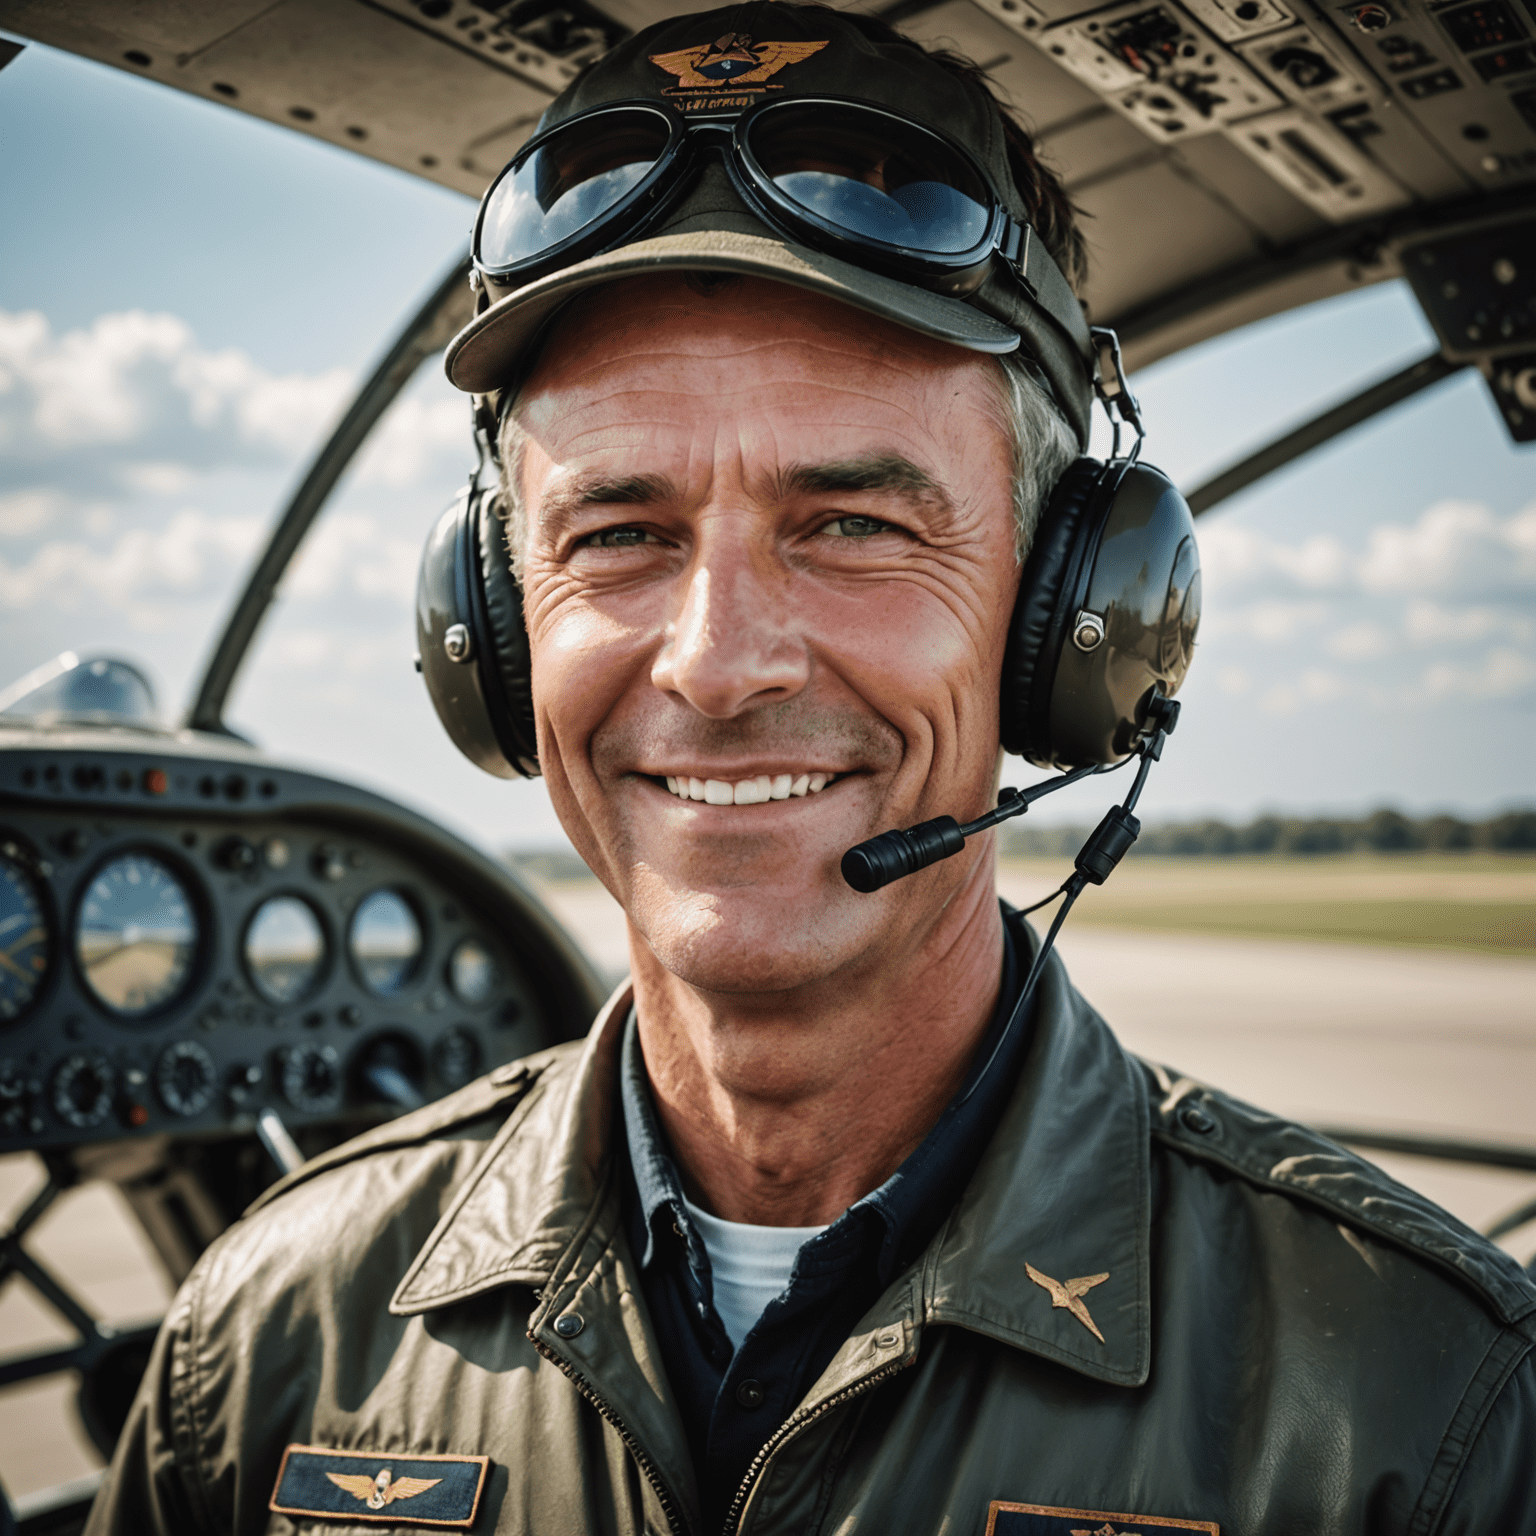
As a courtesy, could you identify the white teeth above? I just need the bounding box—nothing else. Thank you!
[660,772,834,801]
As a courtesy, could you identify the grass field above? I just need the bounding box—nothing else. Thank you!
[995,852,1536,956]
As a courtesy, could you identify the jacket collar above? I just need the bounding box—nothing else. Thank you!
[391,981,633,1313]
[922,928,1151,1386]
[391,934,1151,1388]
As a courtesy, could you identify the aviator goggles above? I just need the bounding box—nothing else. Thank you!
[471,96,1041,302]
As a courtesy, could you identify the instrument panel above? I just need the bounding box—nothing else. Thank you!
[0,728,604,1155]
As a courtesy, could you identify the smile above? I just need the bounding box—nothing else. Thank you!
[659,772,837,805]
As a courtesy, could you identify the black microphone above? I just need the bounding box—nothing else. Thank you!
[840,764,1103,893]
[840,817,965,893]
[839,693,1181,895]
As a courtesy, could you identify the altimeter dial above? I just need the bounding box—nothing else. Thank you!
[76,853,199,1019]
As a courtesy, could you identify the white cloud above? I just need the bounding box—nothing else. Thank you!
[0,489,78,538]
[353,392,469,489]
[118,461,201,496]
[0,507,263,622]
[1403,599,1536,646]
[281,509,419,604]
[1326,620,1391,661]
[1359,500,1536,596]
[1196,522,1352,596]
[0,308,353,460]
[1258,668,1345,715]
[1216,664,1251,696]
[1204,599,1328,643]
[1200,499,1536,603]
[0,308,473,507]
[1423,647,1536,700]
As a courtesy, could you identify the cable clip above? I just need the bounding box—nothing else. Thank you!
[1138,689,1181,762]
[1091,326,1144,451]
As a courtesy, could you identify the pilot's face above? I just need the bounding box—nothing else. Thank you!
[516,274,1019,995]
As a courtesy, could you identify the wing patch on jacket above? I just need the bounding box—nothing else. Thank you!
[986,1503,1219,1535]
[271,1445,489,1527]
[1025,1262,1110,1342]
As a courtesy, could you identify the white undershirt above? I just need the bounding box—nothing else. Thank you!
[683,1196,829,1352]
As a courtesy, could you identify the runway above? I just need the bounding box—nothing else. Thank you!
[2,884,1533,1504]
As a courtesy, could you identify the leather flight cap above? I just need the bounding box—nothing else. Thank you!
[443,3,1097,447]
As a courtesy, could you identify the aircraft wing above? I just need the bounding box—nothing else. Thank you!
[1,0,1531,376]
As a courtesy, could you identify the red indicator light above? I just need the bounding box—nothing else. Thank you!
[143,768,168,795]
[126,1103,149,1127]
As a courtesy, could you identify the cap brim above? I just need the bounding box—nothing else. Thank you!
[445,228,1020,394]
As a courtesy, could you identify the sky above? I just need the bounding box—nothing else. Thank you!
[1,32,1532,857]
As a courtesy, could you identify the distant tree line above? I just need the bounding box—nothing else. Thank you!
[998,808,1536,859]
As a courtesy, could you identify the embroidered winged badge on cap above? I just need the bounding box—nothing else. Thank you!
[326,1468,443,1509]
[649,32,828,89]
[1026,1262,1110,1343]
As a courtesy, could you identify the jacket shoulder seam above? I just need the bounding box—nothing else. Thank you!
[1148,1120,1536,1324]
[1136,1054,1536,1323]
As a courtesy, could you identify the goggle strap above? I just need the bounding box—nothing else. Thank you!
[1012,224,1093,366]
[999,221,1031,286]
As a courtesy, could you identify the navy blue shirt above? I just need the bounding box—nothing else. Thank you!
[620,910,1030,1528]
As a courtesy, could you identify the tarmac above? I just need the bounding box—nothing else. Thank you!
[2,881,1533,1504]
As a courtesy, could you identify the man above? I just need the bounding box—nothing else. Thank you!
[92,5,1534,1533]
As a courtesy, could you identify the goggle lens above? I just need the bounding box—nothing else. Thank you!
[745,102,992,256]
[478,108,674,272]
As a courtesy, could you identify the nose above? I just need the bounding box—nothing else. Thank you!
[650,538,810,718]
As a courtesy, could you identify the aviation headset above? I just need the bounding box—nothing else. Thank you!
[415,3,1202,817]
[416,377,1201,781]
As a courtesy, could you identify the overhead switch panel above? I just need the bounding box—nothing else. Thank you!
[1039,1,1283,138]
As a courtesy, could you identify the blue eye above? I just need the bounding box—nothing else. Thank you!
[587,527,657,548]
[825,516,892,538]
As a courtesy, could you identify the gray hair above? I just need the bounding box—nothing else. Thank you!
[494,348,1077,581]
[991,351,1080,562]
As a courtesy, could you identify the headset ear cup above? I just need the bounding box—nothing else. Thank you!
[1000,457,1107,762]
[415,484,539,779]
[470,494,540,774]
[1003,458,1203,769]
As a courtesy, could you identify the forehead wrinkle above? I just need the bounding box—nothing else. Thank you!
[530,327,962,414]
[525,345,997,532]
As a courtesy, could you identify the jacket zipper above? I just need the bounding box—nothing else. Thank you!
[721,1356,914,1536]
[531,1335,694,1536]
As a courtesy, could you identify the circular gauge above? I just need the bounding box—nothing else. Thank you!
[155,1040,217,1118]
[349,890,423,997]
[244,896,327,1004]
[76,854,199,1019]
[52,1051,115,1129]
[447,938,498,1006]
[0,849,51,1024]
[434,1026,483,1089]
[281,1043,341,1113]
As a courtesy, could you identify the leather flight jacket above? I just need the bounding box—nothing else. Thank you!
[89,935,1536,1535]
